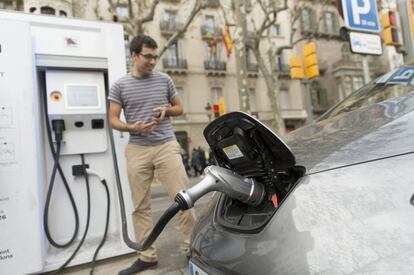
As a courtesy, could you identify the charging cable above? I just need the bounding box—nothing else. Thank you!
[43,116,80,248]
[53,154,91,274]
[84,168,111,275]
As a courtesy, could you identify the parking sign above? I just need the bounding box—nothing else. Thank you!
[341,0,380,33]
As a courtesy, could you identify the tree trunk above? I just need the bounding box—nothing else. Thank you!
[262,71,286,134]
[233,0,249,112]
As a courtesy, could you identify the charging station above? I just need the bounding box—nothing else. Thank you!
[0,10,135,274]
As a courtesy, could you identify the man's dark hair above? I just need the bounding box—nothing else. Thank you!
[129,34,158,55]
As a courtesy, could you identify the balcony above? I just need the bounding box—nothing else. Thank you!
[247,62,259,77]
[276,63,290,77]
[162,58,188,75]
[201,25,223,39]
[207,0,220,8]
[204,60,227,76]
[319,28,340,39]
[160,20,184,36]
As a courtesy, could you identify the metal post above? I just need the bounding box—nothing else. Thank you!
[362,55,371,84]
[303,80,314,124]
[397,0,414,63]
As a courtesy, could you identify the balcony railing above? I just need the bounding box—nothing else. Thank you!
[201,25,223,39]
[246,30,256,40]
[247,62,258,72]
[204,60,227,71]
[162,58,188,69]
[207,0,220,8]
[160,20,183,35]
[276,63,290,74]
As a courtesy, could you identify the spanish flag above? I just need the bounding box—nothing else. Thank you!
[223,25,233,57]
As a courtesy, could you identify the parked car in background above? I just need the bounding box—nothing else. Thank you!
[189,65,414,274]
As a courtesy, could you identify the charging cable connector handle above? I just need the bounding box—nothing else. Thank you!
[52,119,65,142]
[176,165,265,209]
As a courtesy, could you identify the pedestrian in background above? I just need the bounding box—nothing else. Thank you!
[191,148,201,177]
[198,146,207,172]
[108,34,196,275]
[180,148,191,177]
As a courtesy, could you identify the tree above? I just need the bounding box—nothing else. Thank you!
[220,0,332,134]
[98,0,208,57]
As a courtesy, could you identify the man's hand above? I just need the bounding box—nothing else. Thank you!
[128,120,157,134]
[152,106,169,123]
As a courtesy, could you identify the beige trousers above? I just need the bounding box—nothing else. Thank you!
[125,140,196,262]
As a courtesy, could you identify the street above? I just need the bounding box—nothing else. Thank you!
[59,176,212,275]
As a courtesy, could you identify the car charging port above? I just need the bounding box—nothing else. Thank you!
[216,165,305,233]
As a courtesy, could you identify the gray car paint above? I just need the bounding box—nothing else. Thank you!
[190,93,414,274]
[192,154,414,274]
[285,93,414,174]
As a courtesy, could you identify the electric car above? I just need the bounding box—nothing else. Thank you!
[188,65,414,275]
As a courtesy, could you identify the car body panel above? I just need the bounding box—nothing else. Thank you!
[191,153,414,274]
[286,93,414,173]
[191,69,414,274]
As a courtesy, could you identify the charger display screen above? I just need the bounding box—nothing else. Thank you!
[65,85,99,108]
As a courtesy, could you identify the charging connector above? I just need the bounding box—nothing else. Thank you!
[52,119,65,142]
[72,164,90,176]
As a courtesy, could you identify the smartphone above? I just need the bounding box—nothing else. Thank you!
[153,111,161,118]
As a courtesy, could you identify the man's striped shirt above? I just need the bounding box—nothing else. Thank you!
[108,71,177,145]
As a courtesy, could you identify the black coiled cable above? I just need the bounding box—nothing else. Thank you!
[42,91,79,248]
[53,154,91,274]
[89,179,110,275]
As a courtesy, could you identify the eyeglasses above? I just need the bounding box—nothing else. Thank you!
[139,53,159,61]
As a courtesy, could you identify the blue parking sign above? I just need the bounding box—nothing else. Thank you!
[388,66,414,84]
[342,0,380,33]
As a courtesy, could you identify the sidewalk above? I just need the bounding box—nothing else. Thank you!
[59,176,205,275]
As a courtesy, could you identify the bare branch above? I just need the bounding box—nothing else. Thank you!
[158,0,207,57]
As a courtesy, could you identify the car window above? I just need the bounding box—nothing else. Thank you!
[321,68,414,119]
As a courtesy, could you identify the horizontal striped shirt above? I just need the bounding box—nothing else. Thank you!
[108,71,177,145]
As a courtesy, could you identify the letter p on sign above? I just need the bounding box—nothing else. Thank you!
[351,0,371,24]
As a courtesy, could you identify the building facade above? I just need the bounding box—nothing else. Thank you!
[3,0,403,153]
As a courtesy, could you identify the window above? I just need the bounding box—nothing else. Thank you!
[59,10,67,17]
[246,49,256,65]
[166,43,179,66]
[162,10,177,32]
[205,15,215,33]
[301,8,311,31]
[206,41,222,61]
[336,80,345,101]
[280,89,290,109]
[116,5,129,20]
[175,87,187,120]
[316,89,328,107]
[41,6,55,15]
[29,7,36,13]
[248,88,257,111]
[353,76,364,91]
[277,54,288,71]
[323,12,335,33]
[271,24,281,36]
[164,10,176,24]
[211,87,223,104]
[344,76,353,98]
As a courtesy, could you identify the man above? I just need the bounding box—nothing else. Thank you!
[108,34,196,275]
